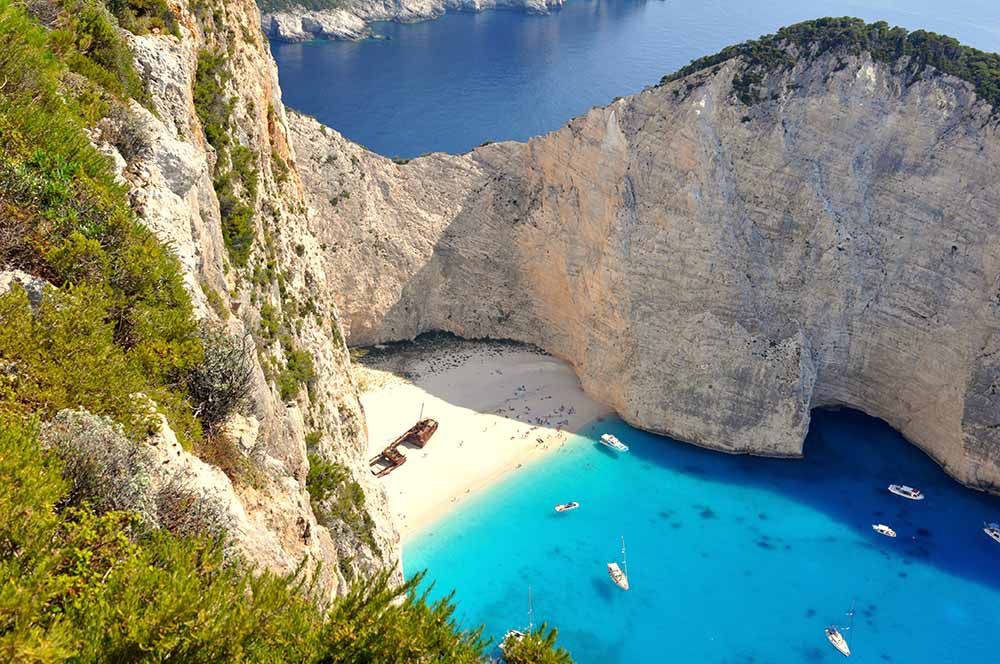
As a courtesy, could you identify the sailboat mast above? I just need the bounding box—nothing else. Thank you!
[527,585,533,632]
[621,535,628,577]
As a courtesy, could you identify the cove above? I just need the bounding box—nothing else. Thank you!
[405,410,1000,663]
[271,0,1000,158]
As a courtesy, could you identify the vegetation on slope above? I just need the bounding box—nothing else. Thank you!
[661,16,1000,113]
[257,0,344,14]
[0,0,202,443]
[194,49,259,268]
[0,419,494,662]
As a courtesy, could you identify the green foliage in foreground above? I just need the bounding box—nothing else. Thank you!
[661,16,1000,113]
[0,0,203,444]
[0,418,496,662]
[502,624,574,664]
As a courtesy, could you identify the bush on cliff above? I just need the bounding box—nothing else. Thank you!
[662,16,1000,114]
[501,624,574,664]
[0,0,203,444]
[0,418,501,662]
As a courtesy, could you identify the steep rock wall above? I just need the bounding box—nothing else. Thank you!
[96,0,401,601]
[293,51,1000,492]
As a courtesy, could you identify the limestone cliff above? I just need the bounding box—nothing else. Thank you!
[261,0,563,42]
[293,27,1000,493]
[90,0,400,600]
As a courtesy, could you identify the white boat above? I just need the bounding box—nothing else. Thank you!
[825,627,851,657]
[554,501,580,513]
[607,536,630,590]
[888,484,925,500]
[825,601,855,657]
[984,522,1000,545]
[872,523,897,538]
[600,433,630,452]
[500,587,533,655]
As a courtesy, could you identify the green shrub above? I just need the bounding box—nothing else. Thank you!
[0,419,511,662]
[502,624,574,664]
[187,325,256,435]
[0,284,147,436]
[278,348,315,401]
[105,0,180,37]
[661,17,1000,114]
[194,49,258,268]
[40,409,159,527]
[307,454,377,553]
[0,0,202,445]
[257,0,342,12]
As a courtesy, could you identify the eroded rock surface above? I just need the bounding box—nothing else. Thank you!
[91,0,402,602]
[293,51,1000,492]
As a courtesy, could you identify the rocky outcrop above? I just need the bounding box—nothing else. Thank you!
[262,0,563,42]
[293,47,1000,493]
[88,0,401,602]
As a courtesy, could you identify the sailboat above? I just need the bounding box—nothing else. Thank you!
[607,536,630,590]
[825,601,855,657]
[500,586,533,654]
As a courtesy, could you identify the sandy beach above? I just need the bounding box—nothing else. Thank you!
[356,336,611,541]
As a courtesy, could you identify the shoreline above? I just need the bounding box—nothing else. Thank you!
[356,336,611,542]
[262,0,565,44]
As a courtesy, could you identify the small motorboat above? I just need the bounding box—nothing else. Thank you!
[984,522,1000,544]
[888,484,925,500]
[872,523,897,538]
[607,536,630,590]
[554,501,580,513]
[825,626,851,657]
[600,433,630,452]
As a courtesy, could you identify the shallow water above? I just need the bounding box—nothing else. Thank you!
[406,410,1000,663]
[272,0,1000,157]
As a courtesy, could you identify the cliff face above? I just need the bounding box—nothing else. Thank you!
[293,50,1000,492]
[261,0,563,42]
[93,0,400,599]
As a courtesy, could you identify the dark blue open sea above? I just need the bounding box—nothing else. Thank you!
[408,411,1000,663]
[272,3,1000,660]
[272,0,1000,157]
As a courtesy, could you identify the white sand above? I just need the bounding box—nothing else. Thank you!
[358,339,611,541]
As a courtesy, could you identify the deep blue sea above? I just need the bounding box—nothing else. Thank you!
[407,410,1000,663]
[272,0,1000,157]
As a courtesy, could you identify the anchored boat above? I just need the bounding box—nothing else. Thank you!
[554,501,580,513]
[500,586,533,655]
[985,522,1000,545]
[872,523,897,538]
[825,601,855,657]
[600,433,630,452]
[888,484,924,500]
[607,536,630,591]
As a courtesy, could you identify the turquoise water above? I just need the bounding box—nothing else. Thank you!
[406,410,1000,663]
[272,0,1000,157]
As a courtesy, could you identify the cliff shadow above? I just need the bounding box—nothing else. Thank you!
[616,407,1000,593]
